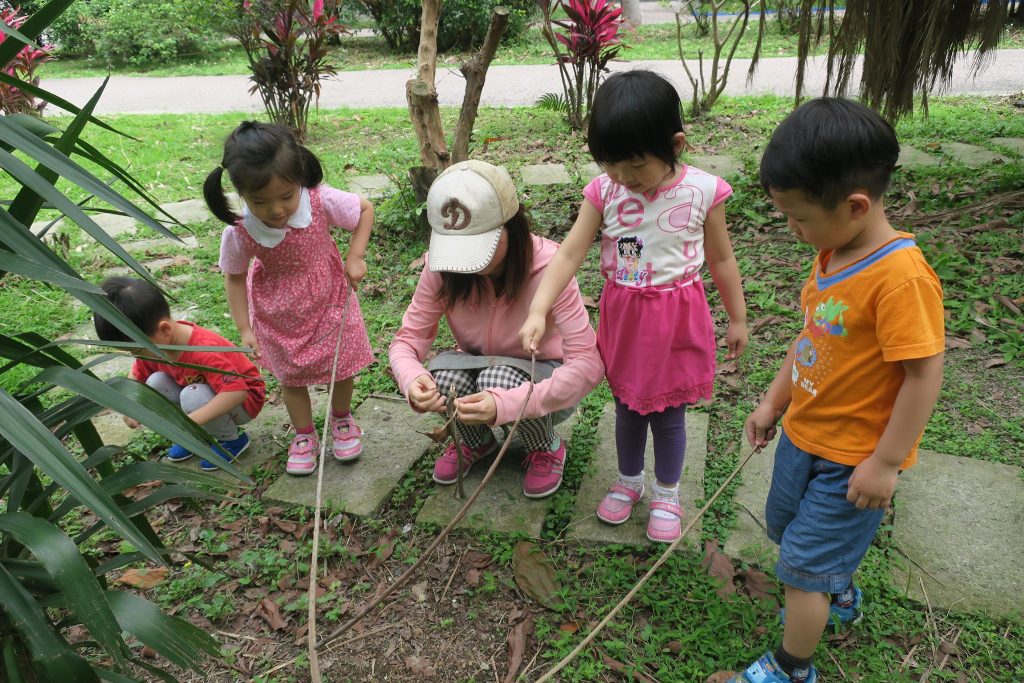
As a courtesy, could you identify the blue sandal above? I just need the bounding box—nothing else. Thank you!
[727,652,818,683]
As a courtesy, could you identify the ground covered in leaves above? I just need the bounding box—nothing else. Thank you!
[6,95,1023,681]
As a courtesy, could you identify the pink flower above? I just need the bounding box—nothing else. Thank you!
[312,0,324,21]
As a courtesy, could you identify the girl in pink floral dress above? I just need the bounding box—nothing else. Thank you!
[203,121,375,476]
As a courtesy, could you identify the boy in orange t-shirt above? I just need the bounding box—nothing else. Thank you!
[722,99,945,683]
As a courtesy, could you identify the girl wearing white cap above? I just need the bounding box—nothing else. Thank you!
[389,160,604,498]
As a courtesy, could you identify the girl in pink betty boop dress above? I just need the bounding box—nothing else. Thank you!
[389,161,604,499]
[203,121,375,476]
[521,71,749,542]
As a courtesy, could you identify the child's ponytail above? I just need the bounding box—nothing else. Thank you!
[297,145,324,188]
[203,165,241,226]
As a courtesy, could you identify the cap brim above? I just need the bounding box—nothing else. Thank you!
[428,228,502,273]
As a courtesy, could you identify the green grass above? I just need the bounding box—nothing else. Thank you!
[4,95,1023,681]
[37,23,1024,79]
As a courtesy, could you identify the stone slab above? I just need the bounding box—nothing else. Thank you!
[125,235,200,253]
[579,162,602,182]
[897,145,941,168]
[88,213,138,239]
[891,450,1024,620]
[346,175,392,197]
[567,405,707,550]
[81,353,135,381]
[185,401,295,484]
[688,154,744,178]
[521,163,571,186]
[941,141,1005,167]
[723,432,779,566]
[415,413,579,537]
[263,397,428,516]
[991,137,1024,155]
[159,199,212,226]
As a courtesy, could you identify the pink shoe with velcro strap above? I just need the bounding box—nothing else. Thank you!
[596,482,644,524]
[646,498,683,543]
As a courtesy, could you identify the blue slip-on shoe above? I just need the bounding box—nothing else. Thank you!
[166,443,192,462]
[781,586,863,631]
[726,652,817,683]
[199,432,251,471]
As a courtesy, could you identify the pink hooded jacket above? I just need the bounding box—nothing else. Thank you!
[388,235,604,426]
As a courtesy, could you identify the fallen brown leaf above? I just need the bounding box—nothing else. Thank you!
[983,357,1007,369]
[503,617,534,683]
[404,656,436,677]
[255,598,287,631]
[559,622,579,633]
[463,551,493,569]
[706,673,736,683]
[366,529,399,571]
[115,567,169,589]
[739,568,775,601]
[945,337,971,349]
[512,541,563,610]
[409,255,426,271]
[582,295,598,309]
[701,540,736,597]
[466,568,482,588]
[600,651,658,683]
[995,294,1023,316]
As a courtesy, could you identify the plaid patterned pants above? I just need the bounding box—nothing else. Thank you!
[431,365,555,451]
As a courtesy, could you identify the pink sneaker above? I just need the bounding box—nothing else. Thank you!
[286,433,319,476]
[596,482,644,525]
[522,439,566,499]
[646,498,683,543]
[432,436,498,484]
[330,414,362,462]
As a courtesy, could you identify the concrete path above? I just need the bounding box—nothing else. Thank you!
[724,432,1024,620]
[41,50,1024,115]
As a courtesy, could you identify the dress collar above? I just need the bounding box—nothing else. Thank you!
[241,187,312,247]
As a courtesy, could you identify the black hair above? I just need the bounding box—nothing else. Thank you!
[202,121,324,225]
[438,206,535,307]
[617,236,642,257]
[94,277,171,342]
[588,70,685,170]
[759,97,900,209]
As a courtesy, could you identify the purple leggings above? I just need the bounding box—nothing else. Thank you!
[614,398,687,485]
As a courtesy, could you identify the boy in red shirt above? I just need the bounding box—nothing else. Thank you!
[95,277,266,470]
[723,99,945,682]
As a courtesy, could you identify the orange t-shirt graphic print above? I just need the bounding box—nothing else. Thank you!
[782,233,945,469]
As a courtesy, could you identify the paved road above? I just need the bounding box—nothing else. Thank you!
[41,49,1023,115]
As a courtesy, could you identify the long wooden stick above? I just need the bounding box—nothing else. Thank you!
[306,276,354,682]
[312,353,537,651]
[534,446,761,683]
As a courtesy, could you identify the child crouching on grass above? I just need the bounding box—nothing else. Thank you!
[95,277,266,471]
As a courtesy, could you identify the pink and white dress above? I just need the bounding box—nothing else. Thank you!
[583,166,732,414]
[218,185,374,387]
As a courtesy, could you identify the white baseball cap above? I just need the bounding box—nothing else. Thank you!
[426,160,520,273]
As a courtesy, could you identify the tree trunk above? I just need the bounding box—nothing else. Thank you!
[621,0,643,29]
[452,6,510,163]
[406,0,449,171]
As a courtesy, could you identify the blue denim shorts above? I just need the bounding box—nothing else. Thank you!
[766,430,885,594]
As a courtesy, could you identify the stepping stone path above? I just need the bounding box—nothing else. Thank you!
[521,163,571,186]
[688,154,745,178]
[567,405,708,550]
[991,137,1024,154]
[725,433,1024,619]
[940,141,1006,167]
[347,175,392,197]
[264,397,432,516]
[416,414,578,537]
[897,145,941,168]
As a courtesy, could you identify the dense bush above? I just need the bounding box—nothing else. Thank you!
[358,0,538,52]
[32,0,235,65]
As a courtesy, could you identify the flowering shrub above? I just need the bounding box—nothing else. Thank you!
[540,0,625,130]
[232,0,347,139]
[0,6,53,114]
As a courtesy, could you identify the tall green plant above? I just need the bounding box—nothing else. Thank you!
[0,1,240,680]
[231,0,347,140]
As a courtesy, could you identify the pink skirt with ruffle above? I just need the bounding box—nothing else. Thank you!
[597,276,715,415]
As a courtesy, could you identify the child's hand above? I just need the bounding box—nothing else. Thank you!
[123,416,140,429]
[345,256,367,290]
[846,456,899,510]
[456,391,497,425]
[519,312,547,353]
[726,320,748,359]
[240,331,260,359]
[408,374,446,413]
[744,403,778,451]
